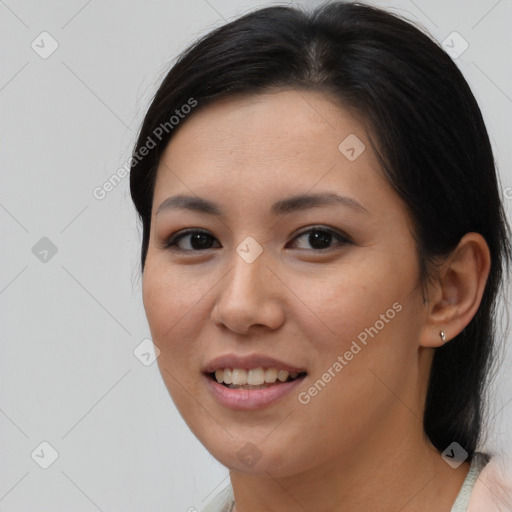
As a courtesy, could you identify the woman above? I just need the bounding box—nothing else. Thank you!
[129,2,512,510]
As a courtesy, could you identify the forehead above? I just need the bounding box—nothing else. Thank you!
[166,89,361,148]
[153,89,396,218]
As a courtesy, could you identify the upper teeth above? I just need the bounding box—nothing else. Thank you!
[214,368,300,385]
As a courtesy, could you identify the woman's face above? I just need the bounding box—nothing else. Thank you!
[142,89,432,477]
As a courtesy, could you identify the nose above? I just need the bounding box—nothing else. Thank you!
[210,248,286,335]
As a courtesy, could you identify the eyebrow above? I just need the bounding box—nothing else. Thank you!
[156,192,370,217]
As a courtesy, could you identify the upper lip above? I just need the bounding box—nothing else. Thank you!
[203,354,307,374]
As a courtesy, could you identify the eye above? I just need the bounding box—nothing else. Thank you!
[162,229,221,251]
[161,226,351,253]
[287,226,351,251]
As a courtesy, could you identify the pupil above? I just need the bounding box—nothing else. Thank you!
[310,230,332,249]
[191,233,212,250]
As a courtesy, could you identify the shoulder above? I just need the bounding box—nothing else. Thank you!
[201,484,234,512]
[468,454,512,512]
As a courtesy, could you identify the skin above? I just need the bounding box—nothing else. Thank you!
[142,89,491,511]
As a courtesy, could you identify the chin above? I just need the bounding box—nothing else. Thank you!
[204,437,305,478]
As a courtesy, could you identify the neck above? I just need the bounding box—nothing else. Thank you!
[229,415,470,512]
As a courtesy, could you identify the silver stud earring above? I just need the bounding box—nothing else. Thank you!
[440,330,446,343]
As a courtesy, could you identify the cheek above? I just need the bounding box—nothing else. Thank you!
[141,262,203,370]
[292,262,401,344]
[303,262,421,404]
[142,259,207,335]
[291,247,421,385]
[142,263,205,410]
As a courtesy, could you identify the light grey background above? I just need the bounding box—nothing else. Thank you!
[1,0,511,510]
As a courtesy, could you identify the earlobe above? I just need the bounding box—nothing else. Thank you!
[419,232,491,348]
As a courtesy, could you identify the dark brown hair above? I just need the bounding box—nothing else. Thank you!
[130,2,511,458]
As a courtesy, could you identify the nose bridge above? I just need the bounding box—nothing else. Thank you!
[211,240,285,333]
[225,242,269,303]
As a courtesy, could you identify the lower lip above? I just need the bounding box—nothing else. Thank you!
[205,375,306,410]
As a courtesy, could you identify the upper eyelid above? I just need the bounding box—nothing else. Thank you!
[164,229,218,249]
[290,225,350,241]
[164,226,351,250]
[288,228,351,249]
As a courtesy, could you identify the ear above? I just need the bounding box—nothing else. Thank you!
[419,232,491,348]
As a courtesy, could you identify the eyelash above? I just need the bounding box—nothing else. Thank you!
[161,226,352,253]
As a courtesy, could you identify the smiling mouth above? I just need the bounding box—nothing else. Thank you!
[208,368,307,390]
